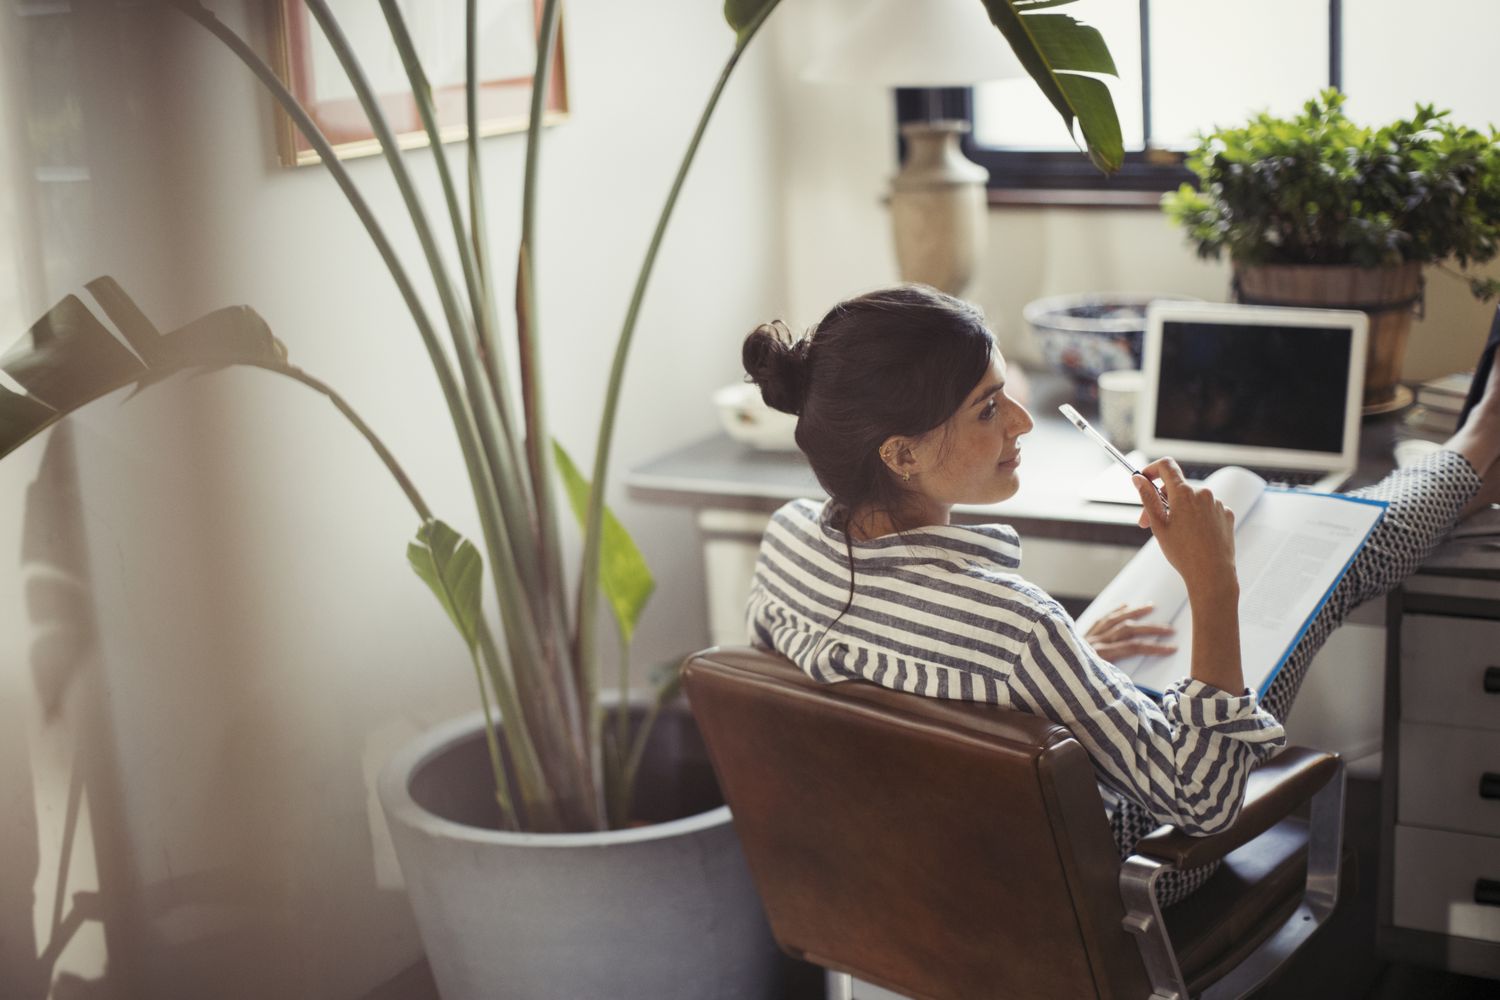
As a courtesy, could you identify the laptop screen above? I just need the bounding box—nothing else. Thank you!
[1154,318,1352,455]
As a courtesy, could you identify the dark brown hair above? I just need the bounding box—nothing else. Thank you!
[742,284,994,522]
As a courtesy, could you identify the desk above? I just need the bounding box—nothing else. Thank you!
[631,373,1411,526]
[629,372,1411,761]
[1381,539,1500,978]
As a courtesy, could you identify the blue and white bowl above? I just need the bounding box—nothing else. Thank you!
[1024,292,1197,394]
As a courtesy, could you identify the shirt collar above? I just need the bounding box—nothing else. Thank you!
[816,500,1022,571]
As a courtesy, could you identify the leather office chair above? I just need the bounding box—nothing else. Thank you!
[683,646,1346,1000]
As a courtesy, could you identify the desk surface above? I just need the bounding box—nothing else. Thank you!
[629,372,1413,546]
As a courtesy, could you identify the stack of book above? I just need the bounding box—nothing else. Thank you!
[1404,370,1473,434]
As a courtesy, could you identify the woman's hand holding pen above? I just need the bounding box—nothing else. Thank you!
[1133,458,1245,693]
[1133,458,1237,593]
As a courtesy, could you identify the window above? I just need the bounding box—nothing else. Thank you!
[934,0,1500,200]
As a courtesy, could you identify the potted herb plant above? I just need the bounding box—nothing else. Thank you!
[1162,88,1500,411]
[0,1,1122,996]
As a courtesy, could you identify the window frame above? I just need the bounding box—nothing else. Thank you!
[923,0,1345,200]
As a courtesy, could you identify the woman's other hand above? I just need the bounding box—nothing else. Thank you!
[1133,458,1238,598]
[1084,602,1177,662]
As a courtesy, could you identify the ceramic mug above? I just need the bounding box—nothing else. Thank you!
[1096,368,1143,452]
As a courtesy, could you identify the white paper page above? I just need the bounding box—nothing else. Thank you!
[1204,466,1268,517]
[1077,467,1265,635]
[1078,467,1267,692]
[1081,458,1144,505]
[1232,490,1385,692]
[1111,489,1383,696]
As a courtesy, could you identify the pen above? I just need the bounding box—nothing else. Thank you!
[1057,403,1171,512]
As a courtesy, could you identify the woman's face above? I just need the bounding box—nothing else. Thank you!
[909,351,1034,513]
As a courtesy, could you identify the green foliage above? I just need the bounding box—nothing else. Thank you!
[1162,90,1500,296]
[407,521,485,651]
[552,441,654,646]
[980,0,1123,172]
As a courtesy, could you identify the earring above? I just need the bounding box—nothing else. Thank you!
[902,471,911,483]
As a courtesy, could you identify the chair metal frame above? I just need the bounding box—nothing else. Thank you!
[1119,764,1345,1000]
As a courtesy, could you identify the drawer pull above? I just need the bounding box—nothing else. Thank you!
[1487,667,1500,694]
[1478,879,1500,907]
[1485,773,1500,800]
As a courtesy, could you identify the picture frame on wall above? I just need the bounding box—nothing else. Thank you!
[269,1,569,167]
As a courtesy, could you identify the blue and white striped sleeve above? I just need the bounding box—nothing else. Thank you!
[1007,607,1286,835]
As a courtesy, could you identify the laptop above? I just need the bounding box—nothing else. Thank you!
[1089,301,1368,500]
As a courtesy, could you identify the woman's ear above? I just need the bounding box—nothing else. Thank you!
[878,436,920,480]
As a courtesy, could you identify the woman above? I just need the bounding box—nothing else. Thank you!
[742,285,1500,905]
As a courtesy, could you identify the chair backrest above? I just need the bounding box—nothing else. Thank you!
[683,646,1154,1000]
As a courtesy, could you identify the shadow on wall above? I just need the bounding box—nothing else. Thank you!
[0,423,117,999]
[0,315,428,1000]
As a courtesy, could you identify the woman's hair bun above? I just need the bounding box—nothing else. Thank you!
[742,319,811,415]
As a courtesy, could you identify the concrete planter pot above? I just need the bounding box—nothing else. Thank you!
[377,704,783,1000]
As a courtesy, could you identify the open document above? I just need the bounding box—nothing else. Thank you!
[1076,467,1387,698]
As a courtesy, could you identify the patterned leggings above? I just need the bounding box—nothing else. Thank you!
[1109,450,1484,907]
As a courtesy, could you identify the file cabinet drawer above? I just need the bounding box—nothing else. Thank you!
[1398,723,1500,836]
[1400,614,1500,731]
[1393,825,1500,944]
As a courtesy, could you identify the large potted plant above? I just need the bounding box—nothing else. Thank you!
[0,1,1122,995]
[1163,89,1500,412]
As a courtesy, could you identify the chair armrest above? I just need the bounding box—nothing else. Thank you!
[1132,747,1341,871]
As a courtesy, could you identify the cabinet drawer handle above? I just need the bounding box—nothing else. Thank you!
[1487,667,1500,693]
[1478,879,1500,907]
[1485,774,1500,800]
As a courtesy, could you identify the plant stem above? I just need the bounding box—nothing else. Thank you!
[466,0,508,407]
[460,15,557,797]
[575,2,783,766]
[377,4,566,817]
[376,0,527,495]
[467,642,518,830]
[614,642,630,817]
[377,1,485,357]
[254,363,431,518]
[514,0,596,819]
[472,617,556,826]
[173,0,582,828]
[302,0,595,828]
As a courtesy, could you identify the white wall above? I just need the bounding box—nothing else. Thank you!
[0,2,781,997]
[771,0,1500,382]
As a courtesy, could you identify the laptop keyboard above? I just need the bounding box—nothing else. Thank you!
[1177,462,1325,488]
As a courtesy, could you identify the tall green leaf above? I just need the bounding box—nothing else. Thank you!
[980,0,1123,172]
[552,441,654,645]
[0,279,287,461]
[407,520,485,650]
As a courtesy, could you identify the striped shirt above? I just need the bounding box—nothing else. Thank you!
[747,498,1287,836]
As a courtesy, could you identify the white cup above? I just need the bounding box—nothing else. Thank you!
[1096,368,1144,452]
